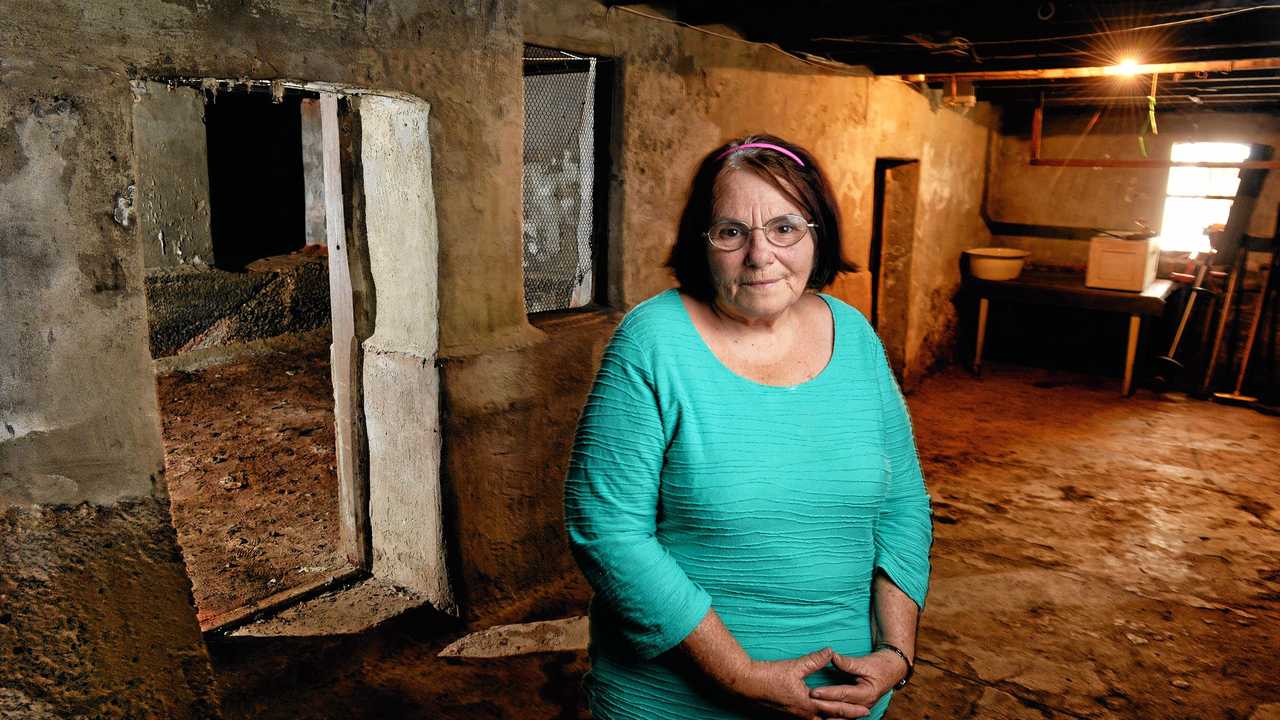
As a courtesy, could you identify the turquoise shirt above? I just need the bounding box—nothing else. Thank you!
[565,289,932,720]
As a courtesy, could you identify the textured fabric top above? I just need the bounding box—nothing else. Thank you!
[564,288,933,720]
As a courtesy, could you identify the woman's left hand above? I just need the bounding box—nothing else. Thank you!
[807,649,908,709]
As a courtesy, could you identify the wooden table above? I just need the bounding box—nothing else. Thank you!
[969,270,1177,396]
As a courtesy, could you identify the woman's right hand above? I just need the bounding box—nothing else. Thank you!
[734,648,872,720]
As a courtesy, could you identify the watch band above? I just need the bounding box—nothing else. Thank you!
[873,641,914,690]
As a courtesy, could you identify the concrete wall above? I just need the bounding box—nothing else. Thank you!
[0,1,519,715]
[0,86,209,714]
[132,81,216,268]
[989,110,1280,266]
[2,13,998,715]
[434,0,996,619]
[1,98,166,507]
[862,85,997,385]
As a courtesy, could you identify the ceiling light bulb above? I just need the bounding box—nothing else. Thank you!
[1109,58,1141,76]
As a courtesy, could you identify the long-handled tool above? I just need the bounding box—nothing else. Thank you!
[1199,249,1249,395]
[1215,246,1279,405]
[1198,145,1272,395]
[1154,253,1215,385]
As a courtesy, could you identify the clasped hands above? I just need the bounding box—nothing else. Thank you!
[734,646,908,720]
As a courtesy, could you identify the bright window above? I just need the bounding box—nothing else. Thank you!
[1155,142,1250,254]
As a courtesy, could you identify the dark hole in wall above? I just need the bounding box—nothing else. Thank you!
[869,163,887,329]
[205,89,306,272]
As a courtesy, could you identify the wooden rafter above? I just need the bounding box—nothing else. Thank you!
[906,57,1280,83]
[1029,100,1280,169]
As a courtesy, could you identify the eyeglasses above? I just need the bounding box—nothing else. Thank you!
[703,213,817,251]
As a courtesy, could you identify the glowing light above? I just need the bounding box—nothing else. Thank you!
[1108,58,1142,76]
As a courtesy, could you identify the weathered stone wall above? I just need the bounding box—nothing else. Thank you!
[0,498,219,719]
[3,15,998,713]
[989,110,1280,266]
[1,94,166,507]
[436,0,996,619]
[1,1,521,714]
[132,81,216,268]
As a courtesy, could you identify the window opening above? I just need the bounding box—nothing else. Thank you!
[522,45,613,313]
[1155,142,1251,255]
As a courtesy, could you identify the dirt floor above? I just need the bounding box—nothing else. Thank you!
[207,364,1280,719]
[158,333,347,627]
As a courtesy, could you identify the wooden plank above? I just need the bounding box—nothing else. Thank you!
[227,576,429,638]
[1123,315,1141,396]
[300,99,327,247]
[973,297,989,375]
[906,57,1280,82]
[337,96,374,568]
[985,221,1102,240]
[1033,93,1280,104]
[1030,105,1042,161]
[1031,158,1280,169]
[970,271,1175,316]
[321,92,371,571]
[199,566,364,635]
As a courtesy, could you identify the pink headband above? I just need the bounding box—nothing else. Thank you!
[717,142,806,167]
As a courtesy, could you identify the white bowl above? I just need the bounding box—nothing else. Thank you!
[965,247,1030,281]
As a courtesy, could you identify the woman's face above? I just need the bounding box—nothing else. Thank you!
[707,169,815,323]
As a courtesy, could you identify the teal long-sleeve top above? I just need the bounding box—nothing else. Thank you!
[564,289,933,720]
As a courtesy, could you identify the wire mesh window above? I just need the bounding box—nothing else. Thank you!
[522,46,612,314]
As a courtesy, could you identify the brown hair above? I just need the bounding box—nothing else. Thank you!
[665,134,857,302]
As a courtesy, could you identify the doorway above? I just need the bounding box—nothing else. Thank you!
[136,81,349,630]
[869,158,919,382]
[135,80,449,636]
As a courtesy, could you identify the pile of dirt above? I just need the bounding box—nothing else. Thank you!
[146,252,330,358]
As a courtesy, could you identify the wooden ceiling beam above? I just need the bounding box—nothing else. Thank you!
[1031,158,1280,168]
[798,0,1268,41]
[904,57,1280,82]
[1029,101,1280,168]
[1028,94,1280,103]
[976,74,1280,89]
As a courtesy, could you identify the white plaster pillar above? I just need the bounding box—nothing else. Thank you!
[357,94,452,613]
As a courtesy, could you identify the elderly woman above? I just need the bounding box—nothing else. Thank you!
[564,135,932,720]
